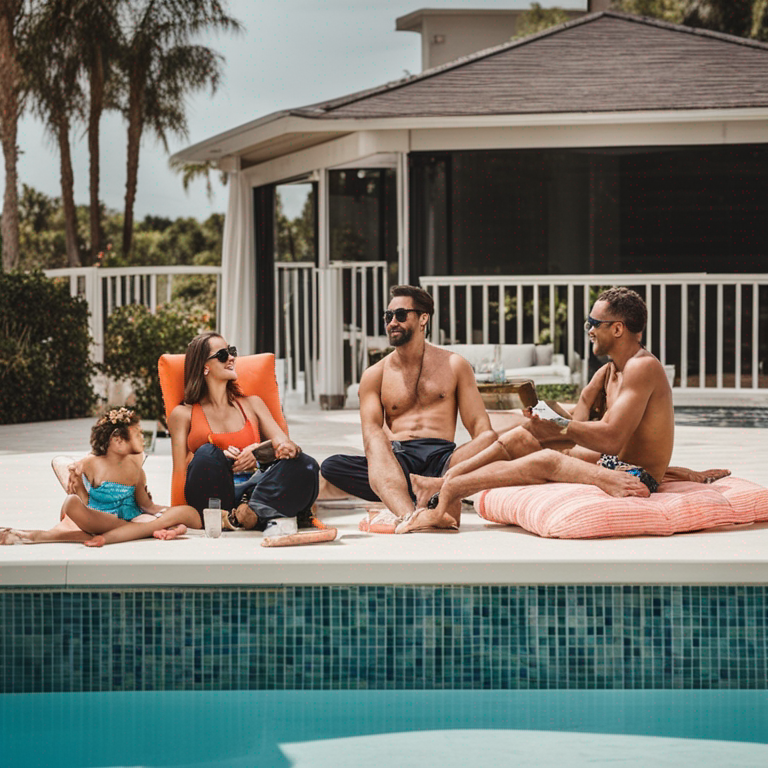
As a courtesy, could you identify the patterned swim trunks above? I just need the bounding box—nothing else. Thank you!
[597,455,660,493]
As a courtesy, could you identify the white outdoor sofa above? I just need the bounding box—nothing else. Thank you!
[440,343,576,386]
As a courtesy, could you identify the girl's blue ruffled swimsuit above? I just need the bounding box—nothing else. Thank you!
[83,476,142,521]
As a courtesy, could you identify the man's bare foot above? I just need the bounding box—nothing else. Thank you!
[688,468,731,484]
[0,527,33,545]
[84,535,106,547]
[409,473,443,508]
[597,472,650,498]
[395,507,459,534]
[359,508,402,533]
[153,524,188,540]
[663,467,731,484]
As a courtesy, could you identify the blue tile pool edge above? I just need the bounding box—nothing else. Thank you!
[2,584,766,692]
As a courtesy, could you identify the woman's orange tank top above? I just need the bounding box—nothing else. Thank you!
[188,400,259,454]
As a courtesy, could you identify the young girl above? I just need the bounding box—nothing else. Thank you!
[0,407,201,547]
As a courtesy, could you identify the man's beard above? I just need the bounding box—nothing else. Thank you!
[388,326,413,347]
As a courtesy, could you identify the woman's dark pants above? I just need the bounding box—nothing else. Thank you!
[184,443,320,526]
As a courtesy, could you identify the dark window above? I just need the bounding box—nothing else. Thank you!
[329,169,397,270]
[409,145,768,277]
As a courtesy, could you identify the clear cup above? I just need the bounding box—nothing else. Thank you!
[203,497,222,538]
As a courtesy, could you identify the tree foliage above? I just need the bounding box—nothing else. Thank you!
[512,1,768,41]
[610,0,685,23]
[118,0,242,256]
[0,0,26,272]
[99,303,209,425]
[0,270,96,424]
[17,184,223,276]
[611,0,768,40]
[514,3,573,38]
[21,0,85,267]
[1,1,240,271]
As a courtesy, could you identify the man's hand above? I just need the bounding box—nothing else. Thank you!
[275,439,301,460]
[526,413,569,442]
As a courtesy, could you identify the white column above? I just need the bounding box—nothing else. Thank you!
[397,151,409,284]
[316,169,345,408]
[219,163,256,354]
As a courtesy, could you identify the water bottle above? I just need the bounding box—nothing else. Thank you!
[491,344,505,384]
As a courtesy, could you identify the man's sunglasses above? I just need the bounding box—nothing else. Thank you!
[584,316,622,332]
[207,345,238,363]
[384,308,422,325]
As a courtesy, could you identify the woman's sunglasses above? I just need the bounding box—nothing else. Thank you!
[384,308,421,325]
[207,345,238,363]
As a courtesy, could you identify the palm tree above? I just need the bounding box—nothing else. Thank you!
[22,0,84,267]
[168,156,228,201]
[75,0,121,263]
[118,0,241,257]
[0,0,25,272]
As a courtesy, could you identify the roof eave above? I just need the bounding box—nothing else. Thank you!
[174,106,768,166]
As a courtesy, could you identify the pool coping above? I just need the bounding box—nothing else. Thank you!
[2,415,768,589]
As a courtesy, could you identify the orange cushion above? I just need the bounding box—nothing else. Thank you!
[475,477,768,539]
[158,352,287,505]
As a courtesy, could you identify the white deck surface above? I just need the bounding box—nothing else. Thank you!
[1,407,767,587]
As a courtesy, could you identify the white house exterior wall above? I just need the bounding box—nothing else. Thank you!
[409,119,768,153]
[241,130,410,190]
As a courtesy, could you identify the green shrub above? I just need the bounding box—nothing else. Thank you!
[536,383,580,403]
[0,271,96,424]
[99,304,210,427]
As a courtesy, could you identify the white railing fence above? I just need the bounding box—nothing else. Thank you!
[44,265,222,363]
[420,274,768,394]
[275,261,389,403]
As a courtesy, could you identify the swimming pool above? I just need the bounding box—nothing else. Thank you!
[2,690,767,767]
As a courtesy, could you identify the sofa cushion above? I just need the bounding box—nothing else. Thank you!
[534,343,554,366]
[475,476,768,538]
[499,343,536,369]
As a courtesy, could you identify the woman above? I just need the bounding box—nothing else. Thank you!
[168,332,320,535]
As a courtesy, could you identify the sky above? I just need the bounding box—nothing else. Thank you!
[4,0,585,223]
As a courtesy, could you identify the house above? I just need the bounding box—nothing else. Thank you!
[172,9,768,406]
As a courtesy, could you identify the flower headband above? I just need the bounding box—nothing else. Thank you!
[98,407,135,426]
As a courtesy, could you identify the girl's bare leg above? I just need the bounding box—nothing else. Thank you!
[85,505,200,547]
[1,496,127,544]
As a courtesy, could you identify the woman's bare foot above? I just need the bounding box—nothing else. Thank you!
[409,473,443,508]
[84,535,106,547]
[153,524,188,540]
[596,471,650,498]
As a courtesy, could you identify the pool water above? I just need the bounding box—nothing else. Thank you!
[2,690,767,767]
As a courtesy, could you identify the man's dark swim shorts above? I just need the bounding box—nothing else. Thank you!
[597,454,660,493]
[320,438,456,502]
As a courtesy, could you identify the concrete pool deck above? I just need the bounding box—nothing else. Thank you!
[1,407,767,587]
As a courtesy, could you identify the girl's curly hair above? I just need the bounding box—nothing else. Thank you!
[90,406,140,455]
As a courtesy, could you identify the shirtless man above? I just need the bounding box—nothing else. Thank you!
[402,286,728,533]
[320,285,664,532]
[320,285,498,527]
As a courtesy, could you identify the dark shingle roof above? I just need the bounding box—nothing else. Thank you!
[293,12,768,119]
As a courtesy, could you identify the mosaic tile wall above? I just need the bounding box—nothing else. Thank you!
[1,585,766,693]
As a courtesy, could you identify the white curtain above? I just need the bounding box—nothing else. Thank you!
[219,171,255,354]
